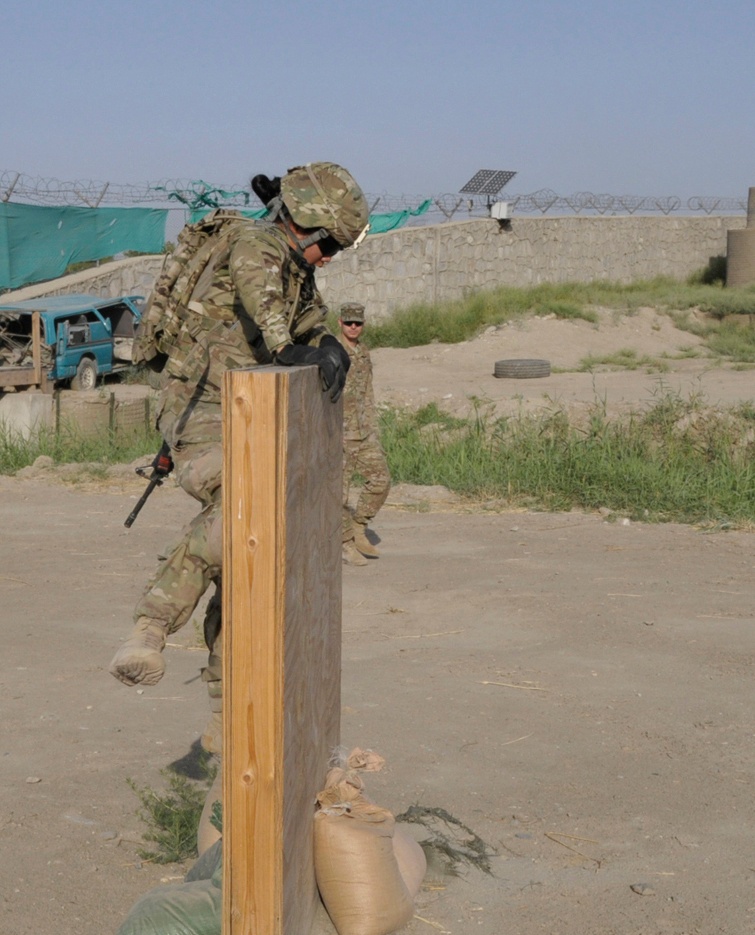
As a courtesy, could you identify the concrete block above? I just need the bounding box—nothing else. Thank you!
[0,392,53,439]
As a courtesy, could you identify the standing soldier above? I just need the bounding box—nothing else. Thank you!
[109,163,370,752]
[337,302,391,566]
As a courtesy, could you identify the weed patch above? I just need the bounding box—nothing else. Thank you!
[0,421,160,475]
[358,279,755,353]
[576,348,669,372]
[128,760,218,864]
[380,394,755,526]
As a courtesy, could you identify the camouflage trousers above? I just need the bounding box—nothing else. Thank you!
[342,432,391,541]
[133,390,224,685]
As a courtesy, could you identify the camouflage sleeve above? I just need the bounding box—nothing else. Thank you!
[228,227,293,353]
[362,349,379,429]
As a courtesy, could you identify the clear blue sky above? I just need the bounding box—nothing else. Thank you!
[3,0,754,198]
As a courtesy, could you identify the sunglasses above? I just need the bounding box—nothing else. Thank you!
[317,234,342,258]
[343,320,363,327]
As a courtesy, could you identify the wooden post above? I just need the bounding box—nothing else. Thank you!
[29,311,51,393]
[222,365,343,935]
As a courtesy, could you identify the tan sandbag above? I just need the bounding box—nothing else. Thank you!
[323,747,385,792]
[392,826,426,898]
[343,747,385,773]
[197,768,222,856]
[314,782,414,935]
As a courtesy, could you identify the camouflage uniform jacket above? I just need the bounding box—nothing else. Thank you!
[162,218,329,406]
[337,336,377,441]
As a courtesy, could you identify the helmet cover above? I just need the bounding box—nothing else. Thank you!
[281,162,369,247]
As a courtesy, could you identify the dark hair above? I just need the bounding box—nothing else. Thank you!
[251,174,282,206]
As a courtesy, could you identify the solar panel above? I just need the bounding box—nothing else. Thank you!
[459,169,517,196]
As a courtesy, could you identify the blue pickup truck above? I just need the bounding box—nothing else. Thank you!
[0,293,145,391]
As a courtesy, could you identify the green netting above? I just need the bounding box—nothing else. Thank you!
[368,199,432,233]
[153,180,252,212]
[187,192,433,236]
[0,202,167,290]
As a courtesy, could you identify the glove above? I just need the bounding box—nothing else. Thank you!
[276,339,350,402]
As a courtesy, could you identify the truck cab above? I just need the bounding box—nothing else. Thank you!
[0,293,144,391]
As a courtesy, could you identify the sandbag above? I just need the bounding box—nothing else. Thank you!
[186,839,222,884]
[314,749,421,935]
[117,842,222,935]
[392,825,427,898]
[115,863,221,935]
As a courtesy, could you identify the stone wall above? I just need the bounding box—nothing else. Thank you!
[3,216,743,320]
[318,215,743,318]
[2,255,164,303]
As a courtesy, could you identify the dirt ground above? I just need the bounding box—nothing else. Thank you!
[1,309,754,935]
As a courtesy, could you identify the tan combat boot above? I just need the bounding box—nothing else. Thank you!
[109,617,167,686]
[353,520,379,557]
[201,711,223,756]
[342,539,368,566]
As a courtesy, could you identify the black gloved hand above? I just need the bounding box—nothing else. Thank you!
[319,334,351,375]
[275,339,350,402]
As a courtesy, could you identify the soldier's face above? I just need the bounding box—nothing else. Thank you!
[339,319,364,344]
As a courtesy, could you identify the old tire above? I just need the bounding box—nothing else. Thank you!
[493,358,551,379]
[71,357,98,391]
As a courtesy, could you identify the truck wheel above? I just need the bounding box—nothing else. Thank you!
[71,358,98,391]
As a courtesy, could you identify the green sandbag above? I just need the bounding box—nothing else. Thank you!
[185,839,222,883]
[116,860,222,935]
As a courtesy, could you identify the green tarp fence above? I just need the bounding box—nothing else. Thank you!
[0,190,434,291]
[188,199,433,235]
[0,202,167,290]
[367,199,432,233]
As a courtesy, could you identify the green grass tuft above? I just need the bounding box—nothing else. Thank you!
[127,761,218,865]
[576,349,669,372]
[0,421,161,475]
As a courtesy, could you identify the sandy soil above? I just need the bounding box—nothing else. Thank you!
[1,309,754,935]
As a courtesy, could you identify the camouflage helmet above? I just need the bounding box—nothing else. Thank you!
[281,162,369,248]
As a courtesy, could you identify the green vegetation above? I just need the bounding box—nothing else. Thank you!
[63,245,172,276]
[380,394,755,527]
[0,420,160,475]
[64,257,114,275]
[361,278,755,354]
[575,348,669,372]
[363,284,602,348]
[671,311,755,363]
[3,273,754,526]
[3,387,753,527]
[687,255,728,287]
[128,760,217,864]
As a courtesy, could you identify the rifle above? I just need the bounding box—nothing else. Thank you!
[124,441,174,528]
